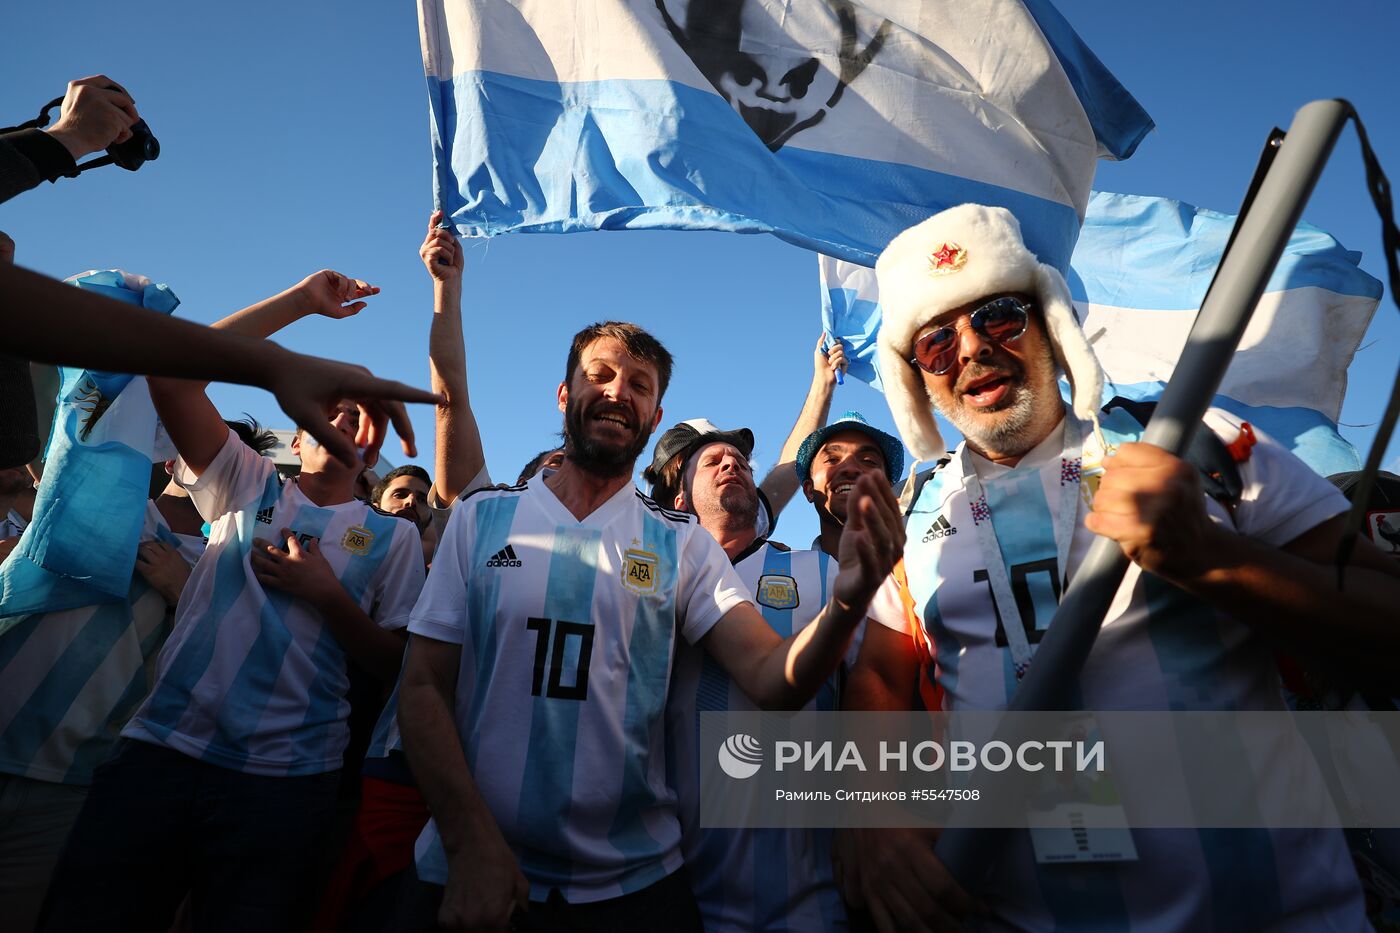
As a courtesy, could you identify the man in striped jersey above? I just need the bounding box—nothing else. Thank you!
[398,321,904,933]
[655,412,902,932]
[842,204,1400,930]
[0,419,270,933]
[39,271,428,933]
[311,215,504,933]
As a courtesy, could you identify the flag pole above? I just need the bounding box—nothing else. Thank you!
[933,99,1354,885]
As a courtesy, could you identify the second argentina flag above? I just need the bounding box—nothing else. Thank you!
[821,191,1384,476]
[419,0,1153,269]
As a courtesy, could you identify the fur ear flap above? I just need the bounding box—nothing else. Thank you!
[877,331,946,462]
[1034,263,1104,421]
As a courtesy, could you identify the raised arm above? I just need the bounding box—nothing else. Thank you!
[701,471,903,709]
[3,263,435,469]
[399,635,529,931]
[206,268,379,343]
[758,334,845,518]
[147,268,382,475]
[420,211,486,503]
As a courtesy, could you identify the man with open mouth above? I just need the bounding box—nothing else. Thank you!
[835,203,1400,931]
[396,321,905,933]
[646,406,907,930]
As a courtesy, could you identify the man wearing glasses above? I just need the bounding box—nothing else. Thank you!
[837,204,1399,930]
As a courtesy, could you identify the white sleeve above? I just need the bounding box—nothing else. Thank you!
[408,501,473,645]
[371,522,428,631]
[427,463,492,537]
[173,428,276,524]
[867,572,912,636]
[1205,411,1349,547]
[677,527,752,645]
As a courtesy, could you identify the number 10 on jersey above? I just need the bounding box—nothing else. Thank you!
[525,617,595,700]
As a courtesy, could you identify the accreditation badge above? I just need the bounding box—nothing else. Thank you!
[1026,715,1138,864]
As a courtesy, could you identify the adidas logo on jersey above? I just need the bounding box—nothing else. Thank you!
[255,506,274,525]
[922,515,958,542]
[486,544,522,568]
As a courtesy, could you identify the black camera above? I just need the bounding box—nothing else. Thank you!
[107,118,159,172]
[0,86,160,175]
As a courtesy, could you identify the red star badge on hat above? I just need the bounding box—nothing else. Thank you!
[927,242,967,275]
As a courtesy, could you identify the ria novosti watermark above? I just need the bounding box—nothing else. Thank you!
[698,711,1400,831]
[720,733,1104,778]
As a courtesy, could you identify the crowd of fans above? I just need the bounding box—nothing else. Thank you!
[3,77,1400,933]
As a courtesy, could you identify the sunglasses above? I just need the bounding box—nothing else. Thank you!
[908,296,1032,375]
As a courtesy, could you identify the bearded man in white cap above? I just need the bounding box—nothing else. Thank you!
[838,204,1400,931]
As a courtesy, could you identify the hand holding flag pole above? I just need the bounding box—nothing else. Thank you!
[822,333,846,386]
[932,99,1355,887]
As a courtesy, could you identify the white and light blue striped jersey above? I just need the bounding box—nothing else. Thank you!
[123,431,425,777]
[410,477,750,903]
[667,539,847,932]
[0,503,201,785]
[867,409,1364,930]
[367,463,494,764]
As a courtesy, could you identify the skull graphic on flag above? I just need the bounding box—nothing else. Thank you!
[656,0,892,151]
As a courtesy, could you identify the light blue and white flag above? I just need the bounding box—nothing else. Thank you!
[819,191,1383,476]
[420,0,1152,270]
[1071,191,1381,476]
[0,271,179,625]
[820,256,883,390]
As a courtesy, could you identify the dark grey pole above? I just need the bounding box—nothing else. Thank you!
[933,99,1354,885]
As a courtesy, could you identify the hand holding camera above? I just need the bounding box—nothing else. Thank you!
[0,74,161,174]
[44,76,141,161]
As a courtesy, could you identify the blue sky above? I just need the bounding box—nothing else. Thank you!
[4,1,1397,547]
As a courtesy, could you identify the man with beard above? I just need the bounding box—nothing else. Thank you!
[648,420,844,931]
[838,204,1400,931]
[398,321,905,933]
[643,337,850,539]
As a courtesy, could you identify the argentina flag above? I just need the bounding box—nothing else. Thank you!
[420,0,1153,270]
[1071,191,1382,476]
[820,191,1383,475]
[820,255,883,389]
[0,272,179,626]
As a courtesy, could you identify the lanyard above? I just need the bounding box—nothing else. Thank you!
[956,416,1084,680]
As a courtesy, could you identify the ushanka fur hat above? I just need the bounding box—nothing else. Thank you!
[874,204,1104,462]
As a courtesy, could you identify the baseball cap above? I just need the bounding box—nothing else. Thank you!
[795,411,904,486]
[643,419,754,506]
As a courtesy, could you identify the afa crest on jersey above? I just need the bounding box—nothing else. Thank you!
[755,573,799,610]
[341,526,374,556]
[622,547,659,595]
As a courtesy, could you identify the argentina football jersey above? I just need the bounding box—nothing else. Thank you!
[666,540,847,931]
[122,432,425,776]
[0,503,202,786]
[866,410,1365,930]
[409,475,749,903]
